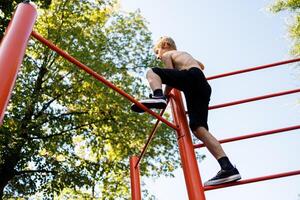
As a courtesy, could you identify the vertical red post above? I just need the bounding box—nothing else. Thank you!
[0,2,37,125]
[130,156,142,200]
[170,89,206,200]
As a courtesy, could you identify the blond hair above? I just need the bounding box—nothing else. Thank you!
[153,36,177,52]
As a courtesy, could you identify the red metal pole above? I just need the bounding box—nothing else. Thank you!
[130,156,141,200]
[0,2,37,125]
[209,88,300,110]
[30,31,178,131]
[170,90,206,200]
[135,104,168,168]
[194,124,300,149]
[207,58,300,80]
[204,169,300,191]
[185,88,300,114]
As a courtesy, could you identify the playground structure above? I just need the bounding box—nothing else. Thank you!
[0,2,300,199]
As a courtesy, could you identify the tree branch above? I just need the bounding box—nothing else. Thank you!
[29,120,98,140]
[34,94,64,119]
[15,170,57,176]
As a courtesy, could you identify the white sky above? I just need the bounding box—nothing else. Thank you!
[120,0,300,200]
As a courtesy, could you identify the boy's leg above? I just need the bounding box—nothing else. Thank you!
[131,69,167,112]
[193,127,241,186]
[146,67,188,97]
[193,127,226,160]
[146,68,163,92]
[131,68,186,112]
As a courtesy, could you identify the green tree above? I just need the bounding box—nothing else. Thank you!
[271,1,300,200]
[0,0,52,39]
[0,0,180,199]
[270,0,300,55]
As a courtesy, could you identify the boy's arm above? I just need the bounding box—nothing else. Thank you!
[161,53,174,96]
[196,60,205,70]
[161,53,174,69]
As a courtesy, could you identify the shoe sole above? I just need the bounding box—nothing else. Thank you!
[131,99,167,113]
[204,174,242,186]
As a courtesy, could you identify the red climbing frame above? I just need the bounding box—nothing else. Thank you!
[131,58,300,199]
[1,3,300,200]
[0,2,37,124]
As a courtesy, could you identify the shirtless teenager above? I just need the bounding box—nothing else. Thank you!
[132,36,241,186]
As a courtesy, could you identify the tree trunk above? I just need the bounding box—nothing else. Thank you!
[0,145,22,200]
[0,54,50,198]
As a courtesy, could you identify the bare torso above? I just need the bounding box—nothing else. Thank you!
[163,50,203,70]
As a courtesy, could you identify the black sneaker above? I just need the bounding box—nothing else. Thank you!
[131,95,167,113]
[204,167,241,186]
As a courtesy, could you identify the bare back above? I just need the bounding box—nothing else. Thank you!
[164,50,203,71]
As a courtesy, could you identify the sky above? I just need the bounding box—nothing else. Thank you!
[120,0,300,200]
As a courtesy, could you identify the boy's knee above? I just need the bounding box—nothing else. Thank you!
[192,126,209,140]
[189,120,209,133]
[146,68,154,79]
[146,68,153,78]
[146,68,159,79]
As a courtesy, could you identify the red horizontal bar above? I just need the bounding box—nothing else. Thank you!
[194,124,300,149]
[31,31,178,130]
[207,58,300,80]
[209,88,300,110]
[135,105,169,168]
[204,169,300,191]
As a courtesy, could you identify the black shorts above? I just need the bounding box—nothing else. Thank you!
[152,67,212,131]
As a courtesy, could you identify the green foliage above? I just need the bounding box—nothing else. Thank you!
[270,0,300,55]
[0,0,180,199]
[270,0,300,12]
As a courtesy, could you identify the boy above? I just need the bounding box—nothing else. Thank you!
[131,36,241,186]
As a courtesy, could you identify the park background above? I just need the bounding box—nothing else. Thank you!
[0,0,300,199]
[120,0,300,199]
